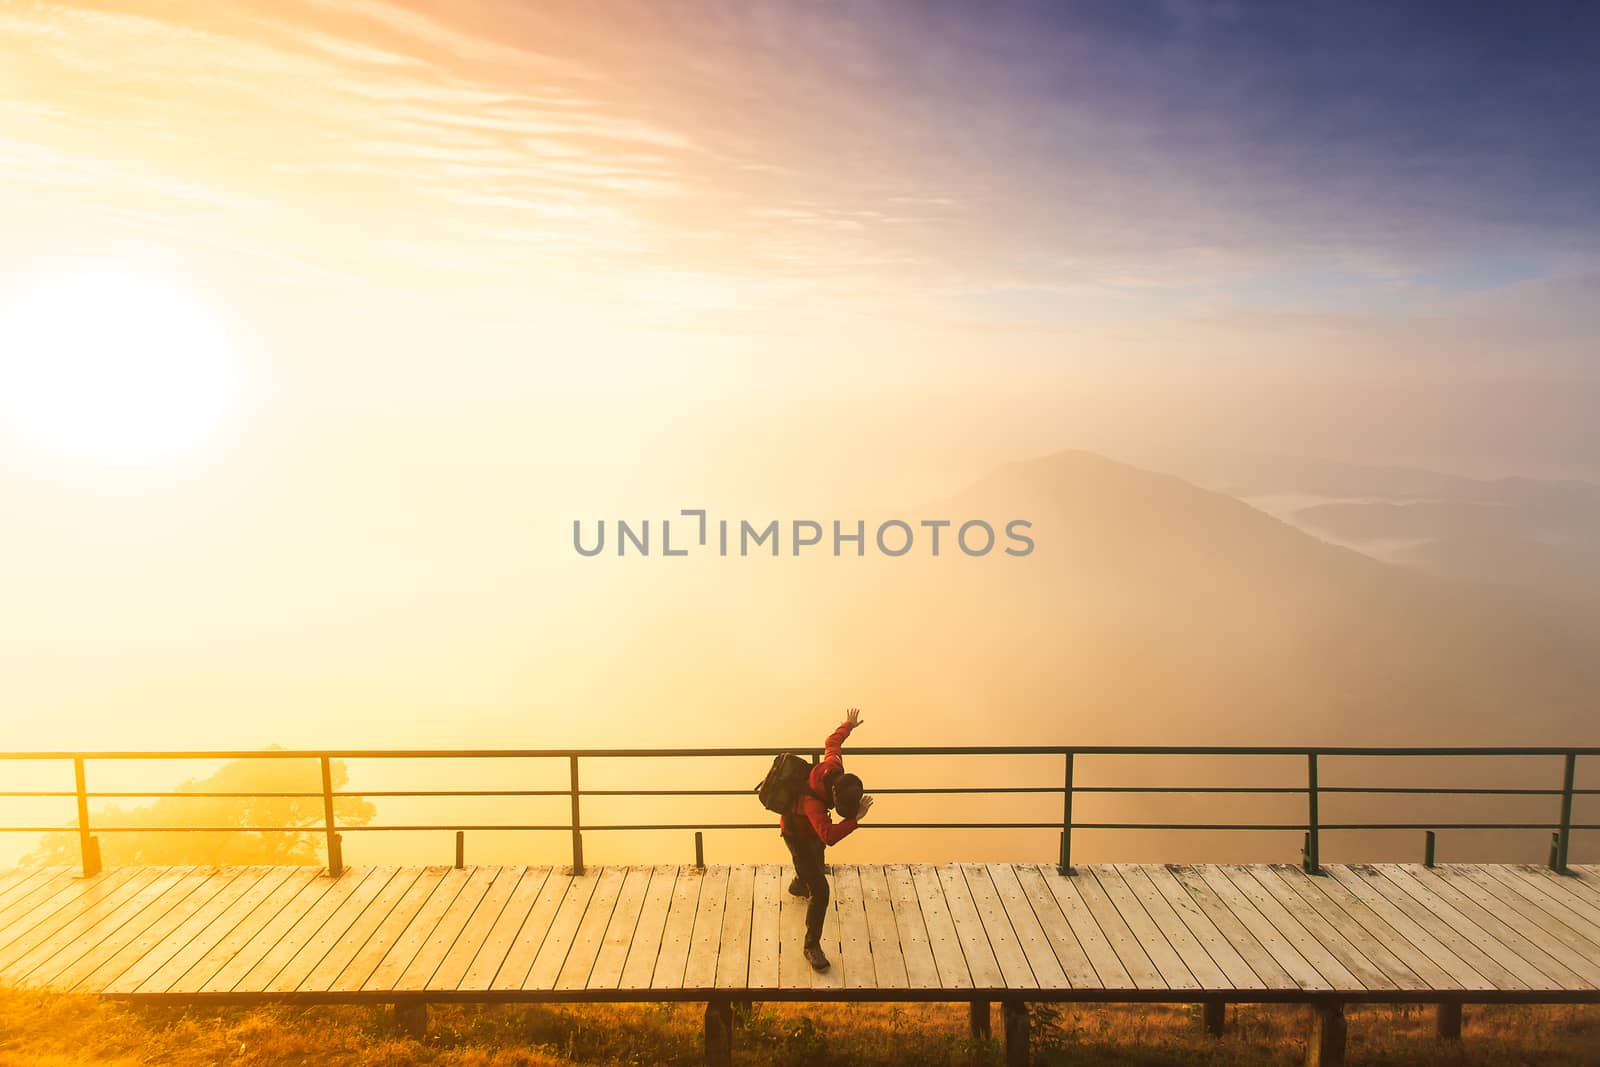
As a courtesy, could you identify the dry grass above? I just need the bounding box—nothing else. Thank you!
[0,989,1597,1065]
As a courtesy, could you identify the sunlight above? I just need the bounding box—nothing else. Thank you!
[0,267,239,464]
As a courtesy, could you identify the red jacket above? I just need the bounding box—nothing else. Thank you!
[780,719,859,845]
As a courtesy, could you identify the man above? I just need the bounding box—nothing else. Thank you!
[780,706,874,971]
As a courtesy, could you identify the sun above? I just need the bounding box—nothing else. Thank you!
[0,268,240,464]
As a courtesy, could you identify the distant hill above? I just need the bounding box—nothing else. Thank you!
[565,450,1600,749]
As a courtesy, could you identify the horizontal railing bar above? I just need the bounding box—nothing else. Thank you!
[0,746,1595,760]
[7,822,1596,834]
[0,785,1581,801]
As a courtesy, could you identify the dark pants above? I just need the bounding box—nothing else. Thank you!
[783,833,830,947]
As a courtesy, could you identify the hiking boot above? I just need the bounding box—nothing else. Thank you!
[787,878,810,898]
[803,943,830,971]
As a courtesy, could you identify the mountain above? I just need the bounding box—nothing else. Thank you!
[549,450,1600,749]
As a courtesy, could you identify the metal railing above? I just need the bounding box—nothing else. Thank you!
[0,746,1594,878]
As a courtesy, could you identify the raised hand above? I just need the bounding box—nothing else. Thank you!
[845,707,864,729]
[856,794,874,819]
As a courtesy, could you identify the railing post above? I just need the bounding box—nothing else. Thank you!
[1424,830,1436,868]
[1059,751,1074,872]
[569,755,584,874]
[1304,753,1321,874]
[695,830,705,868]
[320,756,343,877]
[1554,751,1576,874]
[73,757,100,877]
[455,830,465,869]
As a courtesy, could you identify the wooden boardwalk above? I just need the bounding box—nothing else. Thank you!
[3,862,1600,1005]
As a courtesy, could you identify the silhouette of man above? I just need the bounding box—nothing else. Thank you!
[779,707,874,970]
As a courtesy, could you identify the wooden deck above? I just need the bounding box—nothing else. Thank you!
[2,862,1600,1005]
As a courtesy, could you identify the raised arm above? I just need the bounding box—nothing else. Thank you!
[822,706,863,763]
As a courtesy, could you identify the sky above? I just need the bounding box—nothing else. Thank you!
[2,0,1600,864]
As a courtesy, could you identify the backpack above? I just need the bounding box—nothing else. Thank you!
[755,753,813,815]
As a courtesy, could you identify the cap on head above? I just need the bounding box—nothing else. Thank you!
[833,773,864,819]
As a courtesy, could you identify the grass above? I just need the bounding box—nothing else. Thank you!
[0,989,1597,1065]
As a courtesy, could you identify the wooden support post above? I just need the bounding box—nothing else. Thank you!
[569,755,584,875]
[455,830,465,869]
[1203,1000,1226,1037]
[1424,830,1436,867]
[969,1000,992,1041]
[1305,1003,1346,1067]
[74,757,100,877]
[1304,753,1321,874]
[1059,751,1074,872]
[1436,1002,1462,1041]
[320,756,343,877]
[393,1001,428,1039]
[695,830,705,868]
[1002,1001,1030,1067]
[1555,751,1576,873]
[704,998,733,1067]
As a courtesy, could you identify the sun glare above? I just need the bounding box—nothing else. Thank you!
[0,268,239,464]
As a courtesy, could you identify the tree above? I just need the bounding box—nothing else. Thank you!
[22,748,376,866]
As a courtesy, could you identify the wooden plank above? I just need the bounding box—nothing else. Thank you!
[830,865,875,989]
[250,868,398,993]
[556,866,629,991]
[1010,866,1099,988]
[1069,866,1164,989]
[1474,865,1600,949]
[1251,866,1408,990]
[525,869,602,990]
[713,863,756,990]
[745,864,782,990]
[198,870,343,993]
[0,869,72,917]
[1445,866,1600,983]
[0,869,93,952]
[362,867,472,991]
[1398,866,1591,989]
[777,862,812,990]
[681,865,731,990]
[317,867,446,993]
[1518,864,1600,921]
[1140,865,1266,990]
[61,868,232,992]
[1325,865,1515,990]
[587,866,655,990]
[429,865,527,992]
[910,864,972,989]
[813,865,844,993]
[125,867,300,995]
[101,867,278,994]
[1216,865,1362,992]
[619,866,677,990]
[935,864,1004,988]
[1372,865,1560,990]
[859,865,910,989]
[458,867,553,992]
[0,867,156,979]
[1189,865,1331,992]
[984,864,1065,989]
[1034,865,1133,988]
[1114,866,1231,989]
[960,865,1036,989]
[1089,865,1196,990]
[651,865,704,989]
[393,865,500,991]
[0,867,42,903]
[884,864,942,989]
[15,867,197,989]
[488,868,571,990]
[162,867,323,993]
[1273,864,1458,992]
